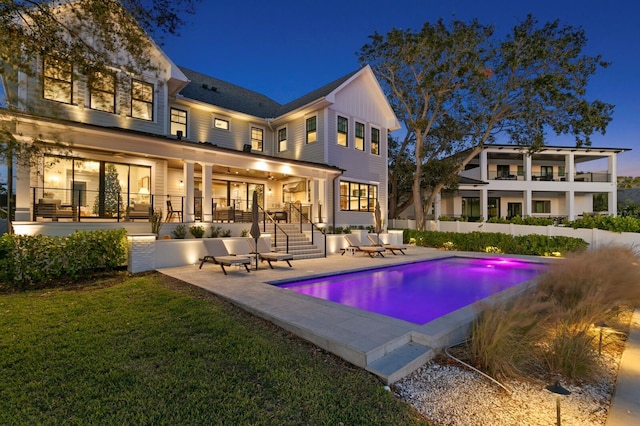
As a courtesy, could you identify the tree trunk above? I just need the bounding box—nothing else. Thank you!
[412,131,425,230]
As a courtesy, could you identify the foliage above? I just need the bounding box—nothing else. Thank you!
[404,229,588,256]
[469,246,640,379]
[570,214,640,233]
[171,224,186,239]
[188,225,205,238]
[486,215,556,226]
[0,274,426,424]
[208,226,222,238]
[619,201,640,217]
[359,15,612,230]
[221,228,232,237]
[240,229,249,237]
[150,208,163,236]
[0,229,127,290]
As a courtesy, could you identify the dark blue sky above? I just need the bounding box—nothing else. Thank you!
[161,0,639,175]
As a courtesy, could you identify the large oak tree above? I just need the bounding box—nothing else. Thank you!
[359,15,613,229]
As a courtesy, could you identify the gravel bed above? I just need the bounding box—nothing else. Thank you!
[394,351,621,426]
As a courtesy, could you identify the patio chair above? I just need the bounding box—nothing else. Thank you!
[166,199,182,222]
[367,234,407,255]
[247,238,293,269]
[341,234,385,258]
[199,239,251,275]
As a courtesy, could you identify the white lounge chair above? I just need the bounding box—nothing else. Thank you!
[342,234,385,257]
[367,234,408,255]
[247,238,294,269]
[199,239,251,275]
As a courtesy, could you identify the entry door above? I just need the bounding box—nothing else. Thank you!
[488,197,500,218]
[507,202,522,219]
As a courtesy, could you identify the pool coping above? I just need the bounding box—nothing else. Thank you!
[158,248,554,384]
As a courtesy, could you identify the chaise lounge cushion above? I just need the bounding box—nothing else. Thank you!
[199,239,251,275]
[247,238,293,269]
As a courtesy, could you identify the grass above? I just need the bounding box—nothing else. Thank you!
[468,245,640,380]
[0,273,427,425]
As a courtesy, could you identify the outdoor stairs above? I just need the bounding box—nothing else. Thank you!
[268,223,324,260]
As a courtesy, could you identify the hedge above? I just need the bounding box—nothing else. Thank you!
[0,229,128,290]
[403,229,588,256]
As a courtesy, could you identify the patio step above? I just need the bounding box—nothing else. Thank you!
[266,223,324,260]
[365,343,435,385]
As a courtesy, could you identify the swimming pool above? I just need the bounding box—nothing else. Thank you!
[278,257,547,325]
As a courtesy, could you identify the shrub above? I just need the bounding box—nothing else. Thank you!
[189,225,205,238]
[404,230,588,256]
[469,246,640,379]
[209,226,222,238]
[150,208,164,236]
[0,229,127,290]
[221,229,232,237]
[172,224,186,239]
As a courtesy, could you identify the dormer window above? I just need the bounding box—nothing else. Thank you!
[131,80,153,121]
[43,56,72,104]
[89,71,116,113]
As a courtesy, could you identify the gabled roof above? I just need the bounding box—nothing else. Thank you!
[177,66,394,125]
[275,69,361,116]
[178,67,282,117]
[458,176,488,185]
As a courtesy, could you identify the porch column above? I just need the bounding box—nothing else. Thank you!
[183,161,195,222]
[14,161,31,221]
[201,162,213,222]
[480,149,488,181]
[524,190,532,217]
[566,190,575,220]
[566,153,575,182]
[525,154,532,181]
[480,188,488,221]
[434,192,442,220]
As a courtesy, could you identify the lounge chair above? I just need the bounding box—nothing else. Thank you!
[367,234,408,255]
[199,239,251,275]
[341,234,385,257]
[247,238,294,269]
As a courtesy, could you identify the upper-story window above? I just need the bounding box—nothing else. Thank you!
[306,116,317,143]
[214,117,229,130]
[278,127,287,152]
[43,56,72,104]
[251,127,263,151]
[337,116,348,147]
[170,108,188,138]
[89,71,116,113]
[355,122,365,151]
[371,127,380,155]
[131,80,153,121]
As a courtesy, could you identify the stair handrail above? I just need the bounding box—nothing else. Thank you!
[260,206,289,253]
[286,202,327,258]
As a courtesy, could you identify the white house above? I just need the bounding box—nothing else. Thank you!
[437,144,629,221]
[0,15,400,244]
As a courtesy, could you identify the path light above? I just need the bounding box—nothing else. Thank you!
[546,381,571,426]
[595,321,608,355]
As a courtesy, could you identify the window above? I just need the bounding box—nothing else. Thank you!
[507,202,522,218]
[89,71,116,113]
[251,127,263,151]
[497,165,510,178]
[214,117,229,130]
[277,127,287,152]
[533,200,551,214]
[306,116,317,143]
[43,56,72,103]
[131,80,153,120]
[540,166,553,180]
[371,127,380,155]
[355,122,365,151]
[517,165,524,176]
[339,180,377,212]
[462,197,480,220]
[337,116,348,147]
[170,108,188,138]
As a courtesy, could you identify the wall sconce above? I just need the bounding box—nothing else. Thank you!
[268,187,272,194]
[178,180,184,189]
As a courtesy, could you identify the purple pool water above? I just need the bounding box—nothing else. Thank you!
[278,257,547,325]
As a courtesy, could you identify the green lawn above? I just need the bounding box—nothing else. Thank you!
[0,273,427,425]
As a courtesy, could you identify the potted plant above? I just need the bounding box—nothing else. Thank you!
[172,224,186,239]
[150,208,164,238]
[189,225,205,238]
